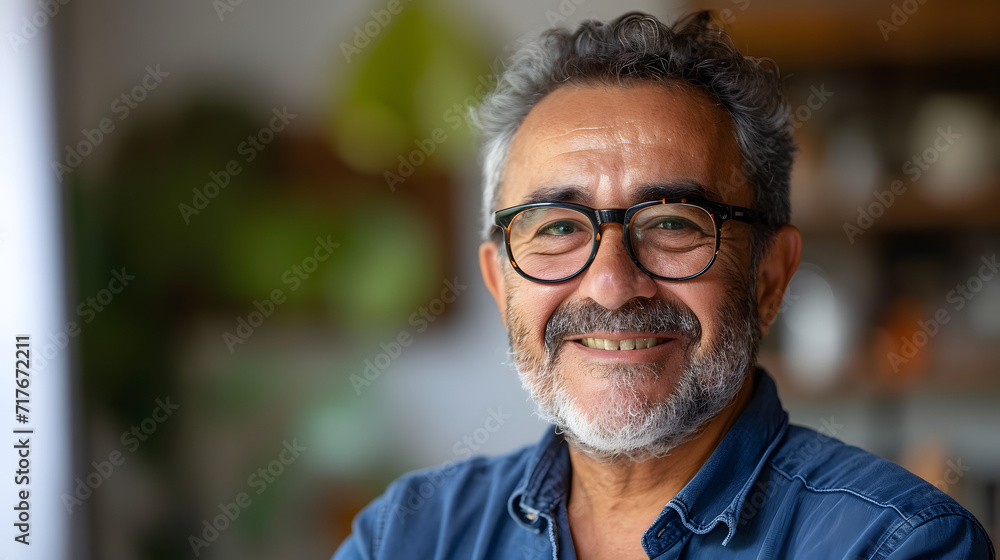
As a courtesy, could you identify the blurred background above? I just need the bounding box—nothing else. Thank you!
[2,0,998,558]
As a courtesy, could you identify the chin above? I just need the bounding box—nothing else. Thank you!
[515,336,754,463]
[517,359,675,462]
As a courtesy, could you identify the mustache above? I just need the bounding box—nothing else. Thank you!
[544,297,702,354]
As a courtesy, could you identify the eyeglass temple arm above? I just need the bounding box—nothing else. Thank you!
[727,205,762,224]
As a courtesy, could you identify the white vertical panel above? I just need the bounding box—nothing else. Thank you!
[0,1,72,559]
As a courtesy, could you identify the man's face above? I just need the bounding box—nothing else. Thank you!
[480,83,762,460]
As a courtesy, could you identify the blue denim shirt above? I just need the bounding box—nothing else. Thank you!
[333,369,995,559]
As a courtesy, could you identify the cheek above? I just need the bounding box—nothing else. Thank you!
[685,238,754,337]
[505,272,574,347]
[715,230,754,281]
[659,280,727,351]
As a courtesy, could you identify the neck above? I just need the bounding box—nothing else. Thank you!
[566,370,757,525]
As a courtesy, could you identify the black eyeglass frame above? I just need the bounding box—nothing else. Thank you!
[491,196,762,284]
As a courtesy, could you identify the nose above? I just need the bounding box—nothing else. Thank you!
[576,224,658,309]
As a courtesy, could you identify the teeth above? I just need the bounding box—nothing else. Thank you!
[580,337,663,350]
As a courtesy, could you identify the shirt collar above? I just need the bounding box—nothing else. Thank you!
[507,367,788,545]
[507,425,571,533]
[656,367,788,545]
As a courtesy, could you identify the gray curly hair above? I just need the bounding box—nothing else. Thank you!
[473,11,795,261]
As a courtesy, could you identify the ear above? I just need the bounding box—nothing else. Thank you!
[755,225,801,337]
[479,240,508,325]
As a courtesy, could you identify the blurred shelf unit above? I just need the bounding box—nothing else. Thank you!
[694,0,1000,69]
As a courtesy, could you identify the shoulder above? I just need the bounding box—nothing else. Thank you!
[333,443,537,559]
[771,425,957,516]
[762,425,994,558]
[385,443,535,523]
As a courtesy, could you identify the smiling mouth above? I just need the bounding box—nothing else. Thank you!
[576,337,671,351]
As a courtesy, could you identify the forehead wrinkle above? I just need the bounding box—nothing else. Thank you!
[534,133,669,175]
[500,83,751,209]
[531,133,657,157]
[509,134,703,206]
[531,115,664,144]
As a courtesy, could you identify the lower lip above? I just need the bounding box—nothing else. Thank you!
[565,338,680,362]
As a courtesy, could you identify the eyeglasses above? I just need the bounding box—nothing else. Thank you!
[492,197,761,283]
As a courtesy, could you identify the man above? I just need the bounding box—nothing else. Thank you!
[334,11,994,559]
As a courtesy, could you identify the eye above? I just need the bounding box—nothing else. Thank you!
[653,217,693,231]
[538,220,581,236]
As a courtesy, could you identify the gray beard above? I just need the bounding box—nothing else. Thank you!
[507,275,759,463]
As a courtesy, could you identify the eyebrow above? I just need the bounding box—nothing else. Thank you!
[520,185,589,205]
[518,180,713,207]
[635,182,712,204]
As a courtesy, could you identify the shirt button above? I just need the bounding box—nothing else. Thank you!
[525,513,538,521]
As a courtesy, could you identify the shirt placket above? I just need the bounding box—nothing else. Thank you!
[642,508,693,559]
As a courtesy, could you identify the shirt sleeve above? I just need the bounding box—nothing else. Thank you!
[331,489,393,560]
[879,512,995,560]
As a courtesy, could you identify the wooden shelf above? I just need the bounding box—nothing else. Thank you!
[792,178,1000,236]
[693,0,1000,69]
